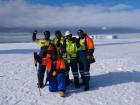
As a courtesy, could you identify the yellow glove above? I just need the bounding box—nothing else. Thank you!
[52,71,57,76]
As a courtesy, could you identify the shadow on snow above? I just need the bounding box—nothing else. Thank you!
[67,71,140,96]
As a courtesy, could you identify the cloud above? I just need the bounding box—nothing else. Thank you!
[109,4,132,11]
[0,0,140,29]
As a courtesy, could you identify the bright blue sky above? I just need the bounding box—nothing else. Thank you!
[28,0,140,8]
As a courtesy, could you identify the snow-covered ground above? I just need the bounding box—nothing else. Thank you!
[0,38,140,105]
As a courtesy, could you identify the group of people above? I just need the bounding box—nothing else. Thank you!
[33,29,95,97]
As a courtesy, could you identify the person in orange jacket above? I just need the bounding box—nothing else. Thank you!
[42,49,66,97]
[33,42,57,86]
[77,29,95,91]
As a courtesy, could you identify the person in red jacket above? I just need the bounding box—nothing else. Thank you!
[42,48,66,97]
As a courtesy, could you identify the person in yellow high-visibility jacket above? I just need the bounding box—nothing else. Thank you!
[32,30,52,88]
[77,29,95,91]
[53,30,66,55]
[63,31,80,88]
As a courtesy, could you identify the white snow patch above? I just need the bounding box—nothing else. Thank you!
[0,39,140,105]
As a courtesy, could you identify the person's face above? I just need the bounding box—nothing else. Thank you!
[56,34,61,39]
[44,33,50,40]
[66,35,71,40]
[77,32,82,38]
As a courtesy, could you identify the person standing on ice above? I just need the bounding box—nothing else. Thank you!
[32,30,51,88]
[53,30,66,55]
[77,29,95,91]
[63,31,80,88]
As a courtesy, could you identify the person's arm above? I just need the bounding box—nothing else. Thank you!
[49,62,57,76]
[32,30,37,41]
[61,39,66,54]
[33,52,42,63]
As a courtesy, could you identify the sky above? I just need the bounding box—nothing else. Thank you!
[28,0,140,8]
[0,0,140,29]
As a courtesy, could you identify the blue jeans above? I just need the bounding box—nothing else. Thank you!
[49,73,66,92]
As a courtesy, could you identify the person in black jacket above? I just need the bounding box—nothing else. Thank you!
[32,30,52,88]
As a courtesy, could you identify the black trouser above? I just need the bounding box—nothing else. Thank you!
[65,59,79,86]
[37,49,48,86]
[37,64,46,86]
[78,50,90,84]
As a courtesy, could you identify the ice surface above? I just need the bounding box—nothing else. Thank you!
[0,39,140,105]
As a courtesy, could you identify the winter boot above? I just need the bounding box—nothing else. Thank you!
[59,91,66,97]
[75,83,80,88]
[84,81,89,91]
[74,78,80,88]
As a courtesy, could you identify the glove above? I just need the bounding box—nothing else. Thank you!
[88,49,94,55]
[52,71,57,76]
[32,30,37,41]
[33,30,37,35]
[87,54,96,63]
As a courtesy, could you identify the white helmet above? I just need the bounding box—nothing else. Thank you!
[65,31,71,36]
